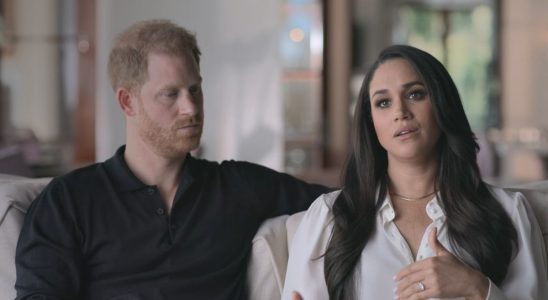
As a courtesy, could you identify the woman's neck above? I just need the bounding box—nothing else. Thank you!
[387,159,439,199]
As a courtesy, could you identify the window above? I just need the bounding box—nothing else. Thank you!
[392,0,500,131]
[280,0,324,174]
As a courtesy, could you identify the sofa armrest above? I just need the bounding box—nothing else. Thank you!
[0,206,26,299]
[0,175,51,299]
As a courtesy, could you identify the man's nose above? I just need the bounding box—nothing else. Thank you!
[177,92,200,115]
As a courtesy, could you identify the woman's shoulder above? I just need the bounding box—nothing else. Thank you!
[307,189,342,215]
[295,190,342,235]
[288,190,341,261]
[486,183,530,217]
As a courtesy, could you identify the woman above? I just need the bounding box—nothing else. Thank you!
[282,45,548,299]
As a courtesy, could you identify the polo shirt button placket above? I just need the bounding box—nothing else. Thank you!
[156,208,165,216]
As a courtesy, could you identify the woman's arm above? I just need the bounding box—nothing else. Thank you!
[485,191,548,299]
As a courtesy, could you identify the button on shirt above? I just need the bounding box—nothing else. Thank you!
[282,188,548,300]
[380,196,447,266]
[15,146,329,300]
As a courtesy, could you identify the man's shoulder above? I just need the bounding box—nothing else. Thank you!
[43,162,106,196]
[55,162,103,184]
[22,163,108,219]
[218,159,271,170]
[193,156,263,168]
[192,156,279,176]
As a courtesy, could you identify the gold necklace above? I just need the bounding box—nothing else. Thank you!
[390,190,437,202]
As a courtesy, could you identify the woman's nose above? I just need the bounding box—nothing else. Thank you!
[393,100,411,121]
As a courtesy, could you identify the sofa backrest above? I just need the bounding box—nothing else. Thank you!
[507,182,548,253]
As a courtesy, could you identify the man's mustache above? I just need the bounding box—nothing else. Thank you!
[171,116,202,130]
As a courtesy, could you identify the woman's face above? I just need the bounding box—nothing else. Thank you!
[368,58,441,163]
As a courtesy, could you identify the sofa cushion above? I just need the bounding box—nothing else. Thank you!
[246,211,305,299]
[0,175,51,299]
[247,214,289,300]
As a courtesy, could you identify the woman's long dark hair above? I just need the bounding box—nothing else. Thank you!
[324,45,518,299]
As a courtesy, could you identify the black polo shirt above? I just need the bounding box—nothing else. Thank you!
[15,146,328,300]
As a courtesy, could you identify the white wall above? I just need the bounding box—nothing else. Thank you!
[96,0,283,169]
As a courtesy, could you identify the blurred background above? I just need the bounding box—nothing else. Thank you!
[1,0,547,187]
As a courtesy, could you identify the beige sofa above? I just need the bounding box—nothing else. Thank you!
[1,174,547,300]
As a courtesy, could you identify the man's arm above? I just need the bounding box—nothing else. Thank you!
[15,179,83,300]
[227,161,332,218]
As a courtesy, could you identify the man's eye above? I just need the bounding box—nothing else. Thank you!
[189,86,202,95]
[165,91,178,98]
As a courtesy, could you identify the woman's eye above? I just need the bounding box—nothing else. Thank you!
[376,99,390,108]
[408,90,426,100]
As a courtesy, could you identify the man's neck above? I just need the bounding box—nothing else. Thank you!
[124,140,186,212]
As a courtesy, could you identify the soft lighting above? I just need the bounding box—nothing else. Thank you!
[289,28,305,42]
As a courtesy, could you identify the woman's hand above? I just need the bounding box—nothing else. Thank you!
[394,228,489,300]
[291,291,303,300]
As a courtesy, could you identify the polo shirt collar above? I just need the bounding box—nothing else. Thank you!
[104,145,196,192]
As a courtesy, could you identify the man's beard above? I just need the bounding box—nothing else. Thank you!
[137,105,202,159]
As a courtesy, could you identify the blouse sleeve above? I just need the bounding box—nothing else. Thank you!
[487,190,548,299]
[281,191,340,300]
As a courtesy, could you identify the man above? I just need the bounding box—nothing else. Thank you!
[15,20,328,300]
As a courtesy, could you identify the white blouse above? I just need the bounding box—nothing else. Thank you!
[282,186,548,300]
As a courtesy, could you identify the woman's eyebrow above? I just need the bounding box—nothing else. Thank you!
[402,81,425,89]
[371,81,425,97]
[371,89,388,97]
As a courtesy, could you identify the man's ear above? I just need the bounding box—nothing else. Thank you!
[116,87,138,117]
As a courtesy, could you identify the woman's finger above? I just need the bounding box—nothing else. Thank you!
[291,291,303,300]
[395,269,426,295]
[428,227,449,256]
[396,279,435,300]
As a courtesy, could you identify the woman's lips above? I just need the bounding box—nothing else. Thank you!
[394,127,418,138]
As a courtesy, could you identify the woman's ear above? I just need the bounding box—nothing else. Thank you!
[117,87,138,117]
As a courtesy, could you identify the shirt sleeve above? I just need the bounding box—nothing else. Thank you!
[282,191,339,300]
[15,179,83,300]
[486,191,548,299]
